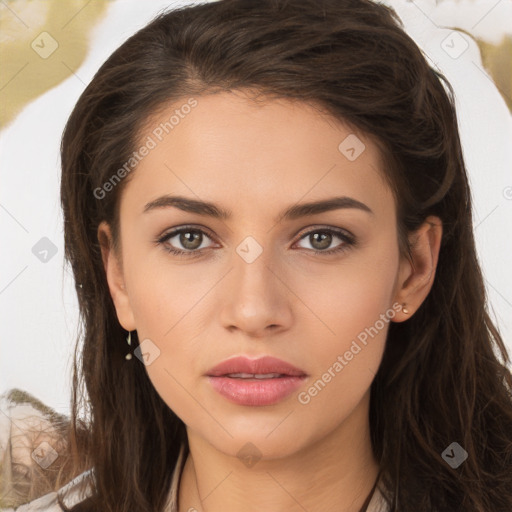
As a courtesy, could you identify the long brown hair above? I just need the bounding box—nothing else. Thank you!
[55,0,512,510]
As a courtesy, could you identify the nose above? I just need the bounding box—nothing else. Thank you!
[219,244,293,338]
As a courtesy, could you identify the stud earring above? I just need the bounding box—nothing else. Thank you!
[402,303,409,314]
[125,330,133,360]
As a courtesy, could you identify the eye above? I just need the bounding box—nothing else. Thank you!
[156,226,216,257]
[294,227,356,255]
[156,225,356,258]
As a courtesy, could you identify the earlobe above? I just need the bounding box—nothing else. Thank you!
[392,216,443,321]
[97,221,136,331]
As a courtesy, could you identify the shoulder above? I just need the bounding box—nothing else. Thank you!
[0,388,93,510]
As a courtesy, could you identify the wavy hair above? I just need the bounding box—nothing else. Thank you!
[53,0,512,510]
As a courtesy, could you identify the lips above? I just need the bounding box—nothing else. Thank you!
[205,356,308,406]
[205,355,307,378]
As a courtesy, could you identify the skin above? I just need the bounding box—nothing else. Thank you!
[98,89,442,512]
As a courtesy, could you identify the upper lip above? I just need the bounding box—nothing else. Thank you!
[206,356,307,377]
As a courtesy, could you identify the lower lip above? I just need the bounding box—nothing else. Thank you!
[206,375,307,406]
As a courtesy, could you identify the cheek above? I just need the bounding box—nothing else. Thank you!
[295,237,400,350]
[124,236,212,341]
[291,291,392,441]
[127,267,206,369]
[122,256,213,422]
[290,239,399,407]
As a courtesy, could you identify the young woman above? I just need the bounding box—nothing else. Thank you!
[2,0,511,511]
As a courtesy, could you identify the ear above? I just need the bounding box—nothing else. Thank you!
[97,221,136,331]
[392,215,443,321]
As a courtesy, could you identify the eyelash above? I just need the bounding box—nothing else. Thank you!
[155,225,356,259]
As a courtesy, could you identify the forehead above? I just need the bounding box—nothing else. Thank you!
[121,90,393,218]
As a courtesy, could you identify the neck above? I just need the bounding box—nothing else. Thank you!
[178,391,379,512]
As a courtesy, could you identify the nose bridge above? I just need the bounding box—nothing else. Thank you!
[233,234,276,306]
[219,233,292,335]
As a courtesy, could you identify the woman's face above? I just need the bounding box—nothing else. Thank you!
[100,90,411,460]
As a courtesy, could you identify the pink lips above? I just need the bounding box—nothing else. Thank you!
[205,356,308,406]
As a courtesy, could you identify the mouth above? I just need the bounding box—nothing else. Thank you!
[205,356,308,406]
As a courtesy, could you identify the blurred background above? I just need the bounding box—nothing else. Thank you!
[1,0,511,415]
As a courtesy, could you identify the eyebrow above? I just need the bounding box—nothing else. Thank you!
[143,194,373,222]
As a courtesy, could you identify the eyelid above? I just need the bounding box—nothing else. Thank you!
[292,224,355,243]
